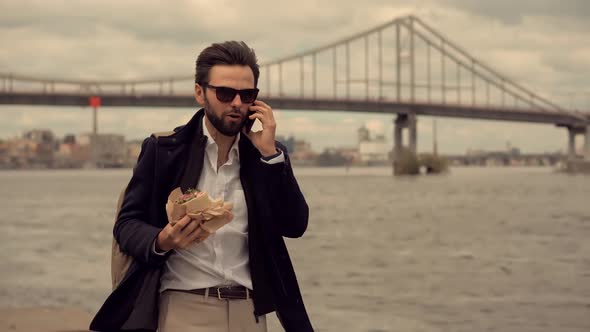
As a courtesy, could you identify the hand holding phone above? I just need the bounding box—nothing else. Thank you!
[241,99,278,157]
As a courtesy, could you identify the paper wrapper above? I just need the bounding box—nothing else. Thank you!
[165,187,234,235]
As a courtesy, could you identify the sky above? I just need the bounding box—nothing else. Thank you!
[1,0,589,154]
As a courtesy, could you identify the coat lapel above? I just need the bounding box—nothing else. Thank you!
[179,110,207,192]
[179,133,207,192]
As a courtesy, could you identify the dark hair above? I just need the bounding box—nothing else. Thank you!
[195,41,260,87]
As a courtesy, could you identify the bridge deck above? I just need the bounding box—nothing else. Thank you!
[1,92,586,127]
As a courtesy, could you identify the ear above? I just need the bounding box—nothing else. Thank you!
[194,84,205,106]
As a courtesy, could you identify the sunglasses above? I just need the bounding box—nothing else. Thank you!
[202,83,259,104]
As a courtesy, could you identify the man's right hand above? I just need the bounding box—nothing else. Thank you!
[155,214,210,252]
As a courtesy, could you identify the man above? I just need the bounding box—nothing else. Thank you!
[90,41,313,332]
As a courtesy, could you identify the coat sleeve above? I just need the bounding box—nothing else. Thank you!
[258,142,309,238]
[114,137,170,266]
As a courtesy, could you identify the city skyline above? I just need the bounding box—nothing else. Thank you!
[0,105,579,155]
[0,114,570,171]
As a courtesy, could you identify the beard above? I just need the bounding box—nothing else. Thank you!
[203,96,246,137]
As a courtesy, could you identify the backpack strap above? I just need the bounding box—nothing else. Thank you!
[111,187,131,290]
[152,131,175,138]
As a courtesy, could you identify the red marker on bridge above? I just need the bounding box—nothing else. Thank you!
[89,96,101,137]
[89,96,101,108]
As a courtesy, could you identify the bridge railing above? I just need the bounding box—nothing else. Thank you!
[0,72,198,96]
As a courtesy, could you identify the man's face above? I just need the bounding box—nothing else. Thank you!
[195,65,255,137]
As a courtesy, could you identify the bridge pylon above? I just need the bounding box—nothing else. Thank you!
[560,123,590,173]
[392,113,418,175]
[565,125,590,161]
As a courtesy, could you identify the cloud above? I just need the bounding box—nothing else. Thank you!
[0,0,587,155]
[340,117,357,124]
[439,0,590,25]
[0,1,231,45]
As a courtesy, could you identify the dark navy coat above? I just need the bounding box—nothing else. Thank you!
[90,109,313,331]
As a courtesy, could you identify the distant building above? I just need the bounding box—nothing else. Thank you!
[357,125,390,165]
[276,135,295,153]
[78,133,126,168]
[23,129,55,144]
[357,126,370,142]
[63,134,76,145]
[290,139,317,165]
[0,140,9,169]
[0,130,152,169]
[334,147,360,164]
[7,139,36,168]
[126,140,143,166]
[316,147,349,166]
[20,129,56,168]
[359,140,389,164]
[95,134,126,168]
[55,133,87,168]
[77,133,92,146]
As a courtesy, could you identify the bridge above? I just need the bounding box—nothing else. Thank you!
[1,15,589,171]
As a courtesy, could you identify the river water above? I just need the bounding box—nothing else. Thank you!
[1,166,589,332]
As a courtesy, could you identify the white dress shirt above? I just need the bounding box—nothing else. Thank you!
[157,117,284,292]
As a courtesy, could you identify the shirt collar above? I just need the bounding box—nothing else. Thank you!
[201,116,240,162]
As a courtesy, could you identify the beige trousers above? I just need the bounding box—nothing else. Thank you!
[158,290,267,332]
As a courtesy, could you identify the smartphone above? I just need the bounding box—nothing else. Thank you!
[244,108,256,133]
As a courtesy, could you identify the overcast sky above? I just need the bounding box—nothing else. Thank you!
[1,0,589,154]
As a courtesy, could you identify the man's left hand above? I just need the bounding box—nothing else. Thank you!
[242,100,278,157]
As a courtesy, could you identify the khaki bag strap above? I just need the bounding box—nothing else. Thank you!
[110,131,174,290]
[111,187,130,290]
[152,131,175,138]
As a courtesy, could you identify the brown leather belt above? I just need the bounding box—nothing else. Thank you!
[169,286,252,300]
